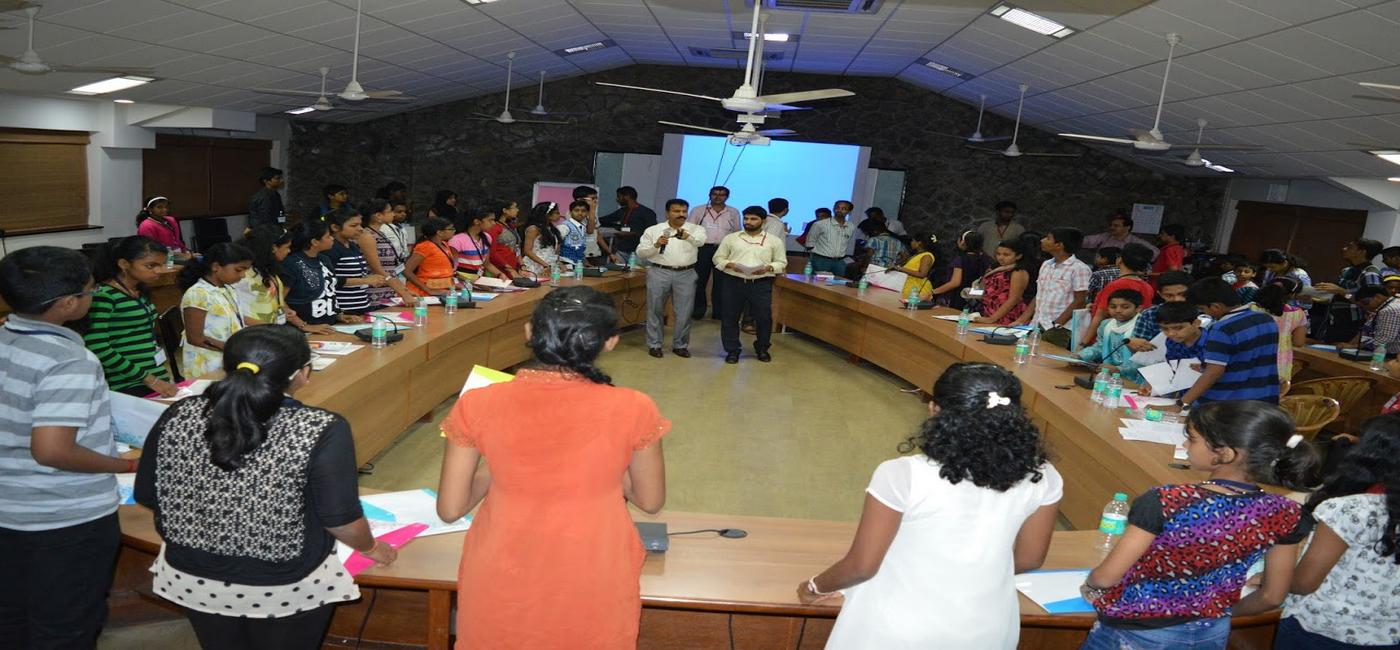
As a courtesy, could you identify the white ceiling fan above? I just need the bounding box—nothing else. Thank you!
[252,0,409,102]
[1058,33,1261,153]
[968,84,1080,158]
[931,95,1011,143]
[659,118,795,147]
[521,71,585,117]
[470,52,570,125]
[265,67,384,114]
[593,0,852,114]
[2,5,153,76]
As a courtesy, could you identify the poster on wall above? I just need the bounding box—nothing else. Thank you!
[1131,203,1164,234]
[532,182,594,212]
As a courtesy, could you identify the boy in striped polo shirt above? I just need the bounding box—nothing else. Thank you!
[1179,277,1281,408]
[0,247,131,648]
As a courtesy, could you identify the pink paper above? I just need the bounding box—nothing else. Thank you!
[398,311,415,321]
[144,379,195,399]
[343,523,428,577]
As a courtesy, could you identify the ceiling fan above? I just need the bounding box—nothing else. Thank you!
[593,0,852,114]
[2,5,153,76]
[932,95,1011,143]
[520,71,585,117]
[251,0,409,102]
[264,68,385,114]
[659,118,794,147]
[968,84,1080,158]
[1058,33,1261,153]
[470,52,570,125]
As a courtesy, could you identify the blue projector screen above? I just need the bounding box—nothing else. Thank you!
[674,135,865,232]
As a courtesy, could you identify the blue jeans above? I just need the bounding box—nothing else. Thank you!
[1080,618,1230,650]
[809,254,846,276]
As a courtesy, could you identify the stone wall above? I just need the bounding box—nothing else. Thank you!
[289,65,1227,244]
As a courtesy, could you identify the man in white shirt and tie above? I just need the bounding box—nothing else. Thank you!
[636,199,707,358]
[714,205,787,364]
[688,185,741,321]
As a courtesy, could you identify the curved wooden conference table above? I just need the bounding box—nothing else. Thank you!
[113,272,1283,649]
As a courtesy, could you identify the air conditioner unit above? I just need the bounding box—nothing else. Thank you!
[756,0,883,13]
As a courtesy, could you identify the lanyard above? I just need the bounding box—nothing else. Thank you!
[109,280,156,324]
[741,232,767,247]
[622,205,637,226]
[217,284,245,329]
[703,206,726,225]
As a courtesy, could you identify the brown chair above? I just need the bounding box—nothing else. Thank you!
[1279,395,1341,441]
[158,306,184,383]
[1289,376,1377,414]
[1289,357,1309,379]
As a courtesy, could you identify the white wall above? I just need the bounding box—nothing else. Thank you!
[0,91,288,252]
[1214,178,1392,252]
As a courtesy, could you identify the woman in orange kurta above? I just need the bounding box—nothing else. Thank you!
[437,286,669,649]
[403,217,457,296]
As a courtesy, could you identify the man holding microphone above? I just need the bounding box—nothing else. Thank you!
[636,199,707,359]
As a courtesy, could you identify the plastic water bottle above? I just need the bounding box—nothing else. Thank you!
[413,303,428,328]
[857,277,869,294]
[444,291,458,315]
[574,262,584,280]
[370,318,386,349]
[1091,367,1110,404]
[906,289,919,311]
[1371,348,1387,372]
[803,260,813,280]
[549,263,561,287]
[1014,337,1030,364]
[1096,493,1130,552]
[956,307,970,336]
[1106,373,1123,408]
[627,252,637,270]
[164,255,175,270]
[1026,326,1041,358]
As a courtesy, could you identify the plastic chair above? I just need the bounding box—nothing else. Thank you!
[1278,395,1341,441]
[1288,376,1377,414]
[158,306,184,383]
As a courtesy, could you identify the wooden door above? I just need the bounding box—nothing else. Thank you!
[1228,200,1366,281]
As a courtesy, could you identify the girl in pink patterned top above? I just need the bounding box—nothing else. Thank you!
[1255,277,1308,388]
[135,196,191,259]
[975,239,1032,325]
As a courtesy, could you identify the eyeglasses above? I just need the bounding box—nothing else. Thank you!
[39,289,95,306]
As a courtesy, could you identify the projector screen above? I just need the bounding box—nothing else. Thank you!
[659,134,871,235]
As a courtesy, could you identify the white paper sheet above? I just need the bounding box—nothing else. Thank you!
[308,341,363,356]
[109,391,171,448]
[116,472,136,505]
[1015,569,1095,614]
[864,264,910,293]
[1118,418,1187,445]
[1137,360,1202,396]
[1128,333,1169,367]
[359,488,471,537]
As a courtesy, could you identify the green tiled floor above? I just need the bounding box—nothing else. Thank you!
[360,319,928,522]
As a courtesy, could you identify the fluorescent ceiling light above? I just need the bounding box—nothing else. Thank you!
[1371,150,1400,167]
[68,75,154,95]
[557,40,614,56]
[989,4,1075,38]
[919,58,974,80]
[745,32,790,42]
[285,106,317,115]
[1205,162,1234,173]
[460,0,498,4]
[113,99,134,104]
[1389,177,1400,182]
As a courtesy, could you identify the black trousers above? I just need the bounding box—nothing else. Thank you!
[0,512,121,650]
[719,274,774,354]
[185,604,335,650]
[693,243,723,319]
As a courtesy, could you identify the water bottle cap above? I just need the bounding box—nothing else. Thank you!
[1113,492,1128,501]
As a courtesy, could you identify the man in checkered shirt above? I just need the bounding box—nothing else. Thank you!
[1013,227,1091,332]
[1355,285,1400,354]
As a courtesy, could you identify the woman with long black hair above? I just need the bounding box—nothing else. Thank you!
[177,242,253,378]
[135,325,395,649]
[520,201,563,276]
[84,235,178,396]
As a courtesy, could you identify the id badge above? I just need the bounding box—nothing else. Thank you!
[620,226,632,233]
[153,347,168,366]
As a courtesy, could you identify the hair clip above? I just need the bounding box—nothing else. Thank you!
[1284,434,1303,449]
[986,391,1011,409]
[236,362,261,375]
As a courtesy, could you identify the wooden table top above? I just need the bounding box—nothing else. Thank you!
[117,500,1107,620]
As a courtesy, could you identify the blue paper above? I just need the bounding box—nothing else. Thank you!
[1041,596,1095,614]
[1308,344,1338,351]
[360,500,397,522]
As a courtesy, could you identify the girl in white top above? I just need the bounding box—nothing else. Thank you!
[177,242,253,378]
[1278,414,1400,649]
[800,362,1062,650]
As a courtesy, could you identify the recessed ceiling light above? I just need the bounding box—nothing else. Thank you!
[989,3,1075,38]
[1389,177,1400,182]
[917,58,975,80]
[113,99,134,104]
[738,32,792,42]
[1371,150,1400,167]
[68,75,155,96]
[285,106,317,115]
[460,0,498,4]
[557,40,614,56]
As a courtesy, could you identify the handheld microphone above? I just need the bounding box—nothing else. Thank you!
[658,229,674,255]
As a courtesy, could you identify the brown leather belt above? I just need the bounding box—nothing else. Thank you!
[648,263,695,271]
